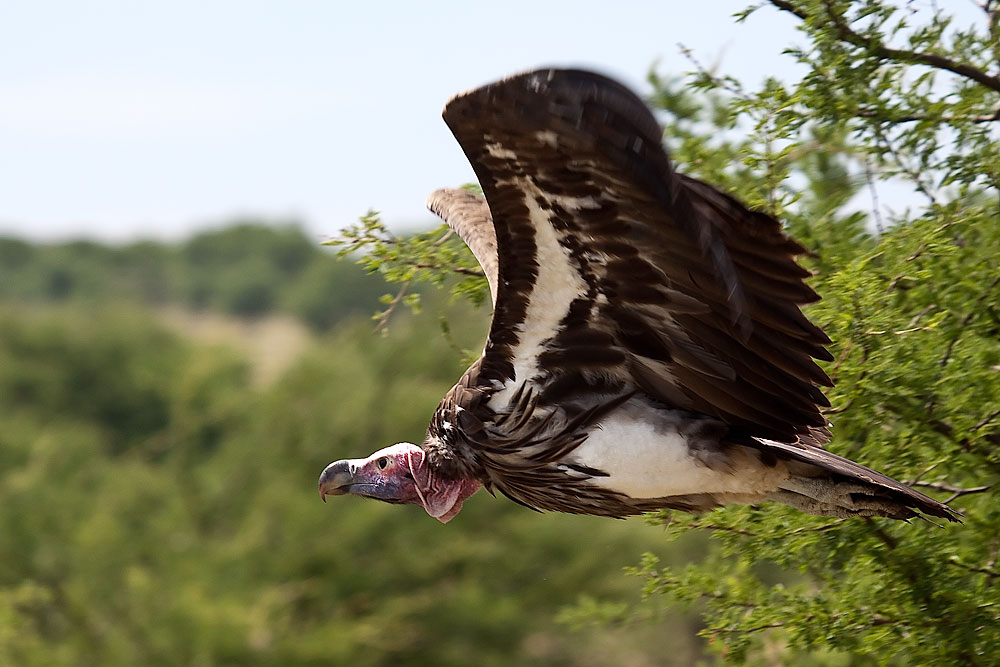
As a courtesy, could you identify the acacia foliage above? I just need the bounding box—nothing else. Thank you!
[341,1,1000,662]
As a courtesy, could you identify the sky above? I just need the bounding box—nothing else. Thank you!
[0,1,887,243]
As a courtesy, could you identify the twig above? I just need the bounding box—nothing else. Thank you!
[690,522,761,537]
[864,517,899,549]
[678,44,751,101]
[856,107,1000,124]
[712,622,786,635]
[767,0,1000,93]
[946,557,1000,579]
[883,404,1000,455]
[869,122,939,206]
[886,221,960,293]
[412,261,483,277]
[688,519,845,539]
[908,461,941,485]
[985,0,1000,70]
[864,326,931,335]
[641,574,758,608]
[907,481,991,503]
[906,304,937,329]
[864,155,885,234]
[433,229,455,246]
[938,274,1000,368]
[972,408,1000,432]
[829,338,855,379]
[372,282,410,334]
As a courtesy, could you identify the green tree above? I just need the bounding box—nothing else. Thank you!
[339,1,1000,662]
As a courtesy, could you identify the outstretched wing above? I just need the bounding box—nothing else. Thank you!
[426,188,499,305]
[441,68,833,444]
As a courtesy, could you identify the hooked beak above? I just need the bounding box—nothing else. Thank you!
[318,459,356,502]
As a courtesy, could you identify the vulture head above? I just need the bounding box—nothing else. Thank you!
[319,443,481,523]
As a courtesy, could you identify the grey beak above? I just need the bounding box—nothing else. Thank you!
[318,460,355,502]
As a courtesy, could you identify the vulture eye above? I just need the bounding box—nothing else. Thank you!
[376,456,390,470]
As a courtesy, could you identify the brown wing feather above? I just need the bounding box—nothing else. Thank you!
[441,68,830,444]
[426,188,499,305]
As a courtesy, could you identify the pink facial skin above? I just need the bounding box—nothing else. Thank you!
[319,443,481,523]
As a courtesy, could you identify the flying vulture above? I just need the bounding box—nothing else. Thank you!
[319,68,957,524]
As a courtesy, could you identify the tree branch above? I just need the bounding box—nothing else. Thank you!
[907,481,991,503]
[678,43,752,101]
[973,408,1000,433]
[946,557,1000,579]
[938,274,1000,368]
[864,517,899,549]
[768,0,1000,93]
[689,519,846,539]
[869,121,939,205]
[411,261,484,277]
[856,107,1000,124]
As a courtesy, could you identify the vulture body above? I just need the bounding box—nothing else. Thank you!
[319,68,957,524]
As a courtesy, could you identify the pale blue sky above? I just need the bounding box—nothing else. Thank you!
[0,2,852,242]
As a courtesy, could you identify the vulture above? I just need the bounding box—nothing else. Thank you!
[319,68,957,524]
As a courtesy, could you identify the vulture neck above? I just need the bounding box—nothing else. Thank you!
[412,444,482,523]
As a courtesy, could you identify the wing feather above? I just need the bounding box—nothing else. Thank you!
[441,68,831,443]
[426,188,499,305]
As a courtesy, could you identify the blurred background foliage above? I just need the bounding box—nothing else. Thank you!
[0,232,707,665]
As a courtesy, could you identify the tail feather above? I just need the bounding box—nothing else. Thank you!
[753,439,960,522]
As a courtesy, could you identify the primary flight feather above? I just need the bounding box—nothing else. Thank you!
[319,68,957,524]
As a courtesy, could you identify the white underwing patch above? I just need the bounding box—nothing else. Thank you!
[571,399,790,499]
[488,177,588,410]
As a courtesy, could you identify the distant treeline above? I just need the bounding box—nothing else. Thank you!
[0,222,388,331]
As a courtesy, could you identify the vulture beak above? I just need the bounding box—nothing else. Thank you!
[318,459,355,502]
